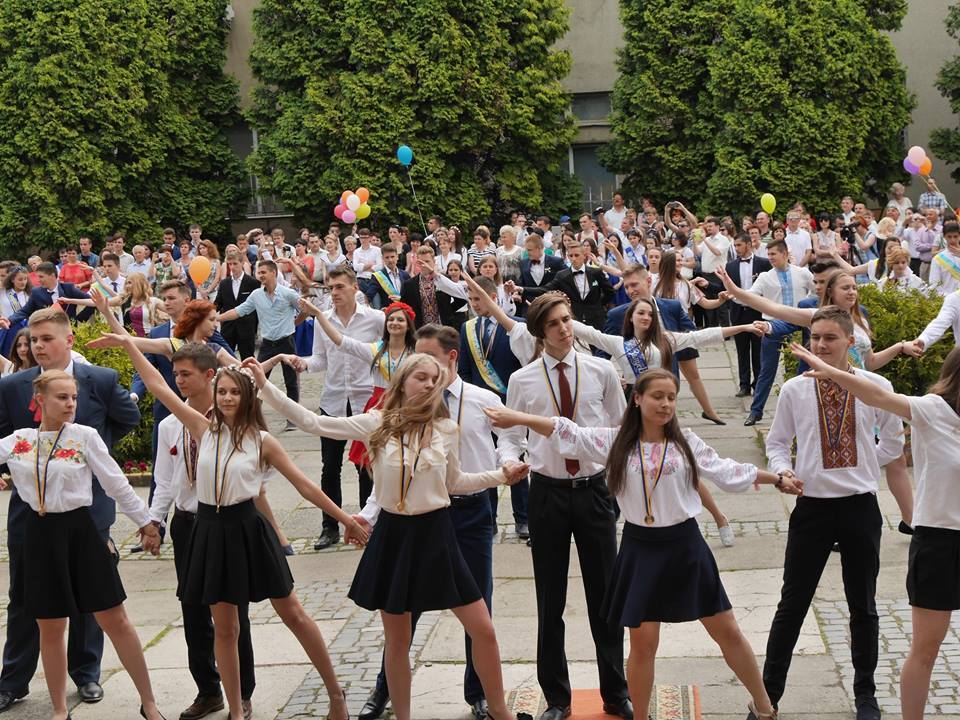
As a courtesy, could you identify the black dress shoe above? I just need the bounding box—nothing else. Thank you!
[735,388,752,398]
[701,412,726,425]
[898,520,915,536]
[538,706,571,720]
[180,694,225,720]
[0,690,27,713]
[743,413,762,426]
[313,529,340,551]
[140,704,168,720]
[470,698,489,719]
[855,695,881,720]
[602,698,634,719]
[77,682,103,703]
[515,522,530,540]
[358,685,389,720]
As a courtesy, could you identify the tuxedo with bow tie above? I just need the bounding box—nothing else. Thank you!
[519,264,614,329]
[725,255,772,392]
[9,282,92,324]
[519,254,566,288]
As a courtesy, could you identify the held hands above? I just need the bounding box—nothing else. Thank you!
[240,357,269,387]
[501,460,530,486]
[747,321,768,337]
[140,522,162,556]
[692,276,709,289]
[902,339,924,358]
[776,472,804,496]
[343,514,371,547]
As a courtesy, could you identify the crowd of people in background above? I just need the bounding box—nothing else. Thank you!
[0,176,957,720]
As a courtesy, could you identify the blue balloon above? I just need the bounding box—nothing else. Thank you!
[396,145,413,166]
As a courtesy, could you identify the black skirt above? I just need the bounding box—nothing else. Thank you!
[349,507,481,614]
[602,518,731,626]
[907,525,960,611]
[178,500,294,606]
[23,508,125,619]
[675,347,700,362]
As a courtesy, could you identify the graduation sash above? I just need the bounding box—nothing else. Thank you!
[373,270,400,297]
[623,337,650,378]
[370,340,407,383]
[933,252,960,283]
[464,317,507,395]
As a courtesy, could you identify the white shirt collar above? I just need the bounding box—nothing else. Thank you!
[542,347,577,370]
[42,359,74,376]
[446,375,463,399]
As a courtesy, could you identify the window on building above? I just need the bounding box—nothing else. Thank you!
[571,144,618,209]
[226,123,289,218]
[571,93,612,124]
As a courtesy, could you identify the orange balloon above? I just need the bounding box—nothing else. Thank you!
[340,190,351,204]
[356,187,370,204]
[189,256,212,286]
[919,157,932,176]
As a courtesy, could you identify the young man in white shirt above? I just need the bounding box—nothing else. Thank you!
[762,307,903,720]
[695,215,731,327]
[306,266,384,549]
[354,324,523,720]
[353,229,384,304]
[927,220,960,296]
[98,253,127,296]
[784,211,814,267]
[499,294,632,720]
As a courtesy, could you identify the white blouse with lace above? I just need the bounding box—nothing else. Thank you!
[551,417,758,528]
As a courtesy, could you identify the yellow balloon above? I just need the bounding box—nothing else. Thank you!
[760,193,776,215]
[189,256,212,285]
[355,203,371,220]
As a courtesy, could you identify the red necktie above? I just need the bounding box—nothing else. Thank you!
[556,362,581,476]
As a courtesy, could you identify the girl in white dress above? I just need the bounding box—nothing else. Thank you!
[484,369,792,720]
[106,328,366,720]
[0,371,165,720]
[243,353,528,720]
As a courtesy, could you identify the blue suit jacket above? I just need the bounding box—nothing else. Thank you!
[518,255,566,288]
[604,297,696,336]
[458,319,521,399]
[131,322,235,422]
[0,364,141,539]
[10,283,90,324]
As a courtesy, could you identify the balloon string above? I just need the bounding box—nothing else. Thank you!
[406,167,428,237]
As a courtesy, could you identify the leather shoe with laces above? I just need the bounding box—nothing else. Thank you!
[735,387,752,398]
[313,528,340,551]
[855,696,881,720]
[0,690,27,713]
[180,694,225,720]
[743,413,762,426]
[469,698,488,719]
[358,685,388,720]
[602,698,634,719]
[538,706,571,720]
[77,682,103,703]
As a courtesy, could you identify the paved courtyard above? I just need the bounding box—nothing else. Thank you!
[0,341,957,720]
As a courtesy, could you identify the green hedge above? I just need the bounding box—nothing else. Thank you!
[781,284,954,395]
[71,320,154,464]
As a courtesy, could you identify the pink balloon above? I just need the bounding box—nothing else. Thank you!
[907,145,926,165]
[342,209,357,224]
[334,204,345,219]
[903,157,919,174]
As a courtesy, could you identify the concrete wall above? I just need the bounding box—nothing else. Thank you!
[889,0,959,205]
[225,0,258,110]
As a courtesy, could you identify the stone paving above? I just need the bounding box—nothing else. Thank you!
[0,341,957,720]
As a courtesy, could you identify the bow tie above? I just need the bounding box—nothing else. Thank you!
[739,258,753,263]
[572,269,584,275]
[530,260,541,265]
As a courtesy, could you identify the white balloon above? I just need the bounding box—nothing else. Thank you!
[346,193,361,211]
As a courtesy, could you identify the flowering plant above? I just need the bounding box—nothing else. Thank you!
[122,460,152,473]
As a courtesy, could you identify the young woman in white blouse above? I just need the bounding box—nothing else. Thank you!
[484,369,791,720]
[107,331,366,720]
[242,353,528,720]
[0,371,165,720]
[0,265,30,319]
[790,343,960,720]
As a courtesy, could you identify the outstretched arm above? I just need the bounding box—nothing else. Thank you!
[862,341,904,372]
[298,298,344,346]
[483,406,556,437]
[716,267,814,326]
[463,272,517,331]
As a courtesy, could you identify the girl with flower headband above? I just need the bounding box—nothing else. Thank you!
[0,370,166,720]
[285,300,417,467]
[97,305,367,720]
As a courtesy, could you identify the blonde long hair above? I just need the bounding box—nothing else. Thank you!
[367,354,450,457]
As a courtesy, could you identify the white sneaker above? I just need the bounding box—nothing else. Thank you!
[718,523,735,547]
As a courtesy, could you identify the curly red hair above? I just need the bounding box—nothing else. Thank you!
[173,300,217,339]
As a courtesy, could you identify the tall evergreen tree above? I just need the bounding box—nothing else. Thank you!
[249,0,576,230]
[930,2,960,186]
[603,0,913,215]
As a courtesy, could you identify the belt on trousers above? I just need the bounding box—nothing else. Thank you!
[260,335,293,347]
[530,470,605,489]
[450,492,487,505]
[173,507,197,518]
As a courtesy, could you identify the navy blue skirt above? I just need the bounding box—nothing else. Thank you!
[349,507,481,614]
[178,500,294,606]
[602,517,731,626]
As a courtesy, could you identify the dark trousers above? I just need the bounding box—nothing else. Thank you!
[374,492,494,704]
[0,534,106,693]
[170,509,255,699]
[487,478,529,526]
[221,322,256,360]
[698,272,728,327]
[258,335,299,403]
[763,493,881,705]
[319,404,374,533]
[528,473,627,707]
[732,306,763,391]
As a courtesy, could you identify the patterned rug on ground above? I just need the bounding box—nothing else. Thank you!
[508,685,701,720]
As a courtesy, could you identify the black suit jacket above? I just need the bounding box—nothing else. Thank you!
[10,283,90,324]
[523,266,614,329]
[215,273,261,336]
[372,268,411,307]
[400,275,461,328]
[518,255,566,288]
[0,364,141,540]
[724,256,772,324]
